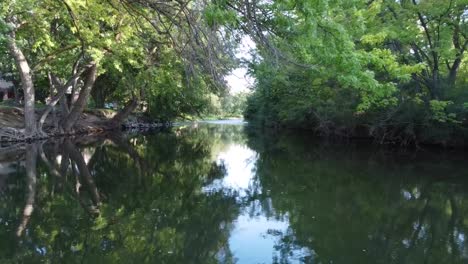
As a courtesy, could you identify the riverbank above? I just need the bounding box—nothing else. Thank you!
[245,120,468,149]
[0,106,168,143]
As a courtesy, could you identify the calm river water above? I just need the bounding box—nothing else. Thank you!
[0,120,467,263]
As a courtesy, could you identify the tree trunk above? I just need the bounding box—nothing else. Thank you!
[47,73,59,131]
[9,77,20,104]
[6,30,37,137]
[91,74,116,109]
[108,96,138,128]
[38,73,64,134]
[431,68,441,100]
[448,22,467,88]
[90,83,106,108]
[61,63,97,133]
[59,92,70,117]
[39,67,90,133]
[448,61,461,87]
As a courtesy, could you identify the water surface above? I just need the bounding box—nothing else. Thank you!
[0,122,467,263]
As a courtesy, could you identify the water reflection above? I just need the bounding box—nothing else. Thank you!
[0,123,467,263]
[245,128,468,264]
[202,128,303,263]
[0,126,240,263]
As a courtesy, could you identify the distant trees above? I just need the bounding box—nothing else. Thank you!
[219,92,249,117]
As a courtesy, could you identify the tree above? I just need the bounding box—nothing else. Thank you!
[370,0,468,99]
[1,1,40,136]
[0,0,237,138]
[211,0,468,144]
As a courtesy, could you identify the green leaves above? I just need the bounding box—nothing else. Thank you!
[429,100,460,123]
[241,0,468,140]
[204,4,238,28]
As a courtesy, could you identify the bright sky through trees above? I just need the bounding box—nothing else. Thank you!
[225,36,255,94]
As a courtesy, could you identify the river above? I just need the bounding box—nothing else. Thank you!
[0,120,467,263]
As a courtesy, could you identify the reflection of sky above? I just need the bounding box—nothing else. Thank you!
[216,144,256,196]
[204,142,307,263]
[230,214,290,264]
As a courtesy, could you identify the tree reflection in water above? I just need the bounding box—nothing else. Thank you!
[0,126,241,263]
[245,128,468,264]
[0,124,467,263]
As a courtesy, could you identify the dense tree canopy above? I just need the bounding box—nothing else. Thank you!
[216,0,468,145]
[0,0,237,138]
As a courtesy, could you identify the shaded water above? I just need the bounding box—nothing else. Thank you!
[0,121,467,263]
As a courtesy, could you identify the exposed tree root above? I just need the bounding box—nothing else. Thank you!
[0,127,50,143]
[0,127,26,142]
[0,121,170,143]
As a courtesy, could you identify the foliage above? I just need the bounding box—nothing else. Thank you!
[202,91,249,119]
[0,0,238,134]
[210,0,468,144]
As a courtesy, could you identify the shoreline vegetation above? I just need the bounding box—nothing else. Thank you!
[239,1,468,148]
[248,122,468,149]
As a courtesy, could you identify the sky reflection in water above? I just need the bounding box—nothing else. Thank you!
[205,142,307,263]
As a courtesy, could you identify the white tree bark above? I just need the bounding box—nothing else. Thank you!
[6,29,37,137]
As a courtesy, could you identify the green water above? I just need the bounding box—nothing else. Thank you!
[0,121,467,263]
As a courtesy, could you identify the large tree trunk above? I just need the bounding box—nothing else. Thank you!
[108,96,138,129]
[90,80,106,109]
[39,73,64,133]
[447,21,468,88]
[61,63,97,133]
[448,60,461,87]
[10,78,20,104]
[39,66,91,133]
[6,30,37,137]
[431,67,441,100]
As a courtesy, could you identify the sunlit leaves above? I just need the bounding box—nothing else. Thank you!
[242,0,468,134]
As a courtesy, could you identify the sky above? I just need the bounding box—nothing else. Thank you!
[225,36,256,95]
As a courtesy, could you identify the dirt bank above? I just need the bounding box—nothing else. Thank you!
[0,106,164,142]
